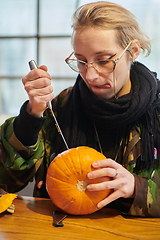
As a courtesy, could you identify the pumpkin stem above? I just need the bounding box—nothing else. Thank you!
[76,180,88,193]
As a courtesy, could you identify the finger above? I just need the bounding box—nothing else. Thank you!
[38,65,48,71]
[87,176,111,185]
[25,77,52,92]
[97,190,123,209]
[28,85,53,99]
[87,178,124,191]
[87,167,118,179]
[22,68,51,84]
[92,158,121,169]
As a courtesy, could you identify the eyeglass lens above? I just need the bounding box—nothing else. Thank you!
[68,59,115,73]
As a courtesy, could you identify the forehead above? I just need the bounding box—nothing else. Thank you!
[73,28,120,54]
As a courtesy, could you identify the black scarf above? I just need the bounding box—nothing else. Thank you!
[55,61,160,170]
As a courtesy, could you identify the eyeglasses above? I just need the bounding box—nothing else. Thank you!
[65,41,132,74]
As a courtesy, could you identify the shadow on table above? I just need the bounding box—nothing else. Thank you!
[27,198,57,216]
[27,198,120,220]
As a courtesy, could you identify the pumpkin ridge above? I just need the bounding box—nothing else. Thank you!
[76,184,95,214]
[86,188,109,205]
[61,150,80,180]
[64,194,83,214]
[78,191,83,214]
[47,179,81,213]
[59,196,77,214]
[66,148,82,179]
[47,174,77,186]
[86,191,103,205]
[78,183,100,209]
[77,147,87,178]
[76,191,98,214]
[77,146,98,178]
[47,179,76,194]
[54,188,89,215]
[49,153,78,182]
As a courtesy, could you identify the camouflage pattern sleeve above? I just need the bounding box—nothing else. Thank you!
[117,129,160,217]
[0,87,72,194]
[0,117,45,193]
[128,167,160,217]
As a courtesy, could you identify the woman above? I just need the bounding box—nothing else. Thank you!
[0,1,160,217]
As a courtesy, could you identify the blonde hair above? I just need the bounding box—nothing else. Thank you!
[72,1,151,56]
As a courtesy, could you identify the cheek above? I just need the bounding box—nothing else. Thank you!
[115,72,128,90]
[115,62,130,83]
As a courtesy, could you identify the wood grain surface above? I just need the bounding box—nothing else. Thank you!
[0,196,159,240]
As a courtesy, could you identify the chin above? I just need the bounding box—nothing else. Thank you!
[93,91,114,100]
[90,88,114,100]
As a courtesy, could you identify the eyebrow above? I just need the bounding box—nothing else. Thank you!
[75,52,117,59]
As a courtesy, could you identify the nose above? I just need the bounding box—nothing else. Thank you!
[85,64,99,82]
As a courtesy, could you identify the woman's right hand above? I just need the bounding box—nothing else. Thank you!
[22,65,54,118]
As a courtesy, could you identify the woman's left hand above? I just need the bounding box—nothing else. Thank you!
[86,158,135,209]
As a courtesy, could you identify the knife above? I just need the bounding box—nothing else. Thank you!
[53,210,67,227]
[28,60,69,150]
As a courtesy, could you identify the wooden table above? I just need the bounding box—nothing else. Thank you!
[0,196,160,240]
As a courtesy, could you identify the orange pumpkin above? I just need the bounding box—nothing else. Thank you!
[0,193,17,214]
[46,146,111,215]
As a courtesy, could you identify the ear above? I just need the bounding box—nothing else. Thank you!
[129,39,141,60]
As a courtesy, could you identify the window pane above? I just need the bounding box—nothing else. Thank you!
[0,79,28,115]
[79,0,100,5]
[0,39,37,76]
[0,0,37,36]
[40,0,76,35]
[51,79,75,98]
[39,38,77,78]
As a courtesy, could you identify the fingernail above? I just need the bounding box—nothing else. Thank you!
[97,203,102,209]
[87,185,91,190]
[92,162,98,167]
[87,172,92,179]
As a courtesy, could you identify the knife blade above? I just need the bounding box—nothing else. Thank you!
[53,210,67,227]
[28,60,69,150]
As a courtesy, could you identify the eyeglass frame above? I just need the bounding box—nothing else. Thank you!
[65,41,132,74]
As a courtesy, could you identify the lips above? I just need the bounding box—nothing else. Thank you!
[92,83,111,89]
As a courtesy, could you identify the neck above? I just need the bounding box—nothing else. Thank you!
[116,77,131,99]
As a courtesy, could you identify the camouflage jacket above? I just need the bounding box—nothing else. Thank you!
[0,87,160,217]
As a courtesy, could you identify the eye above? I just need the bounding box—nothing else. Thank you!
[77,60,86,66]
[98,60,110,65]
[96,53,116,65]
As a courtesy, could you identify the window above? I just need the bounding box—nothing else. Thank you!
[0,0,160,122]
